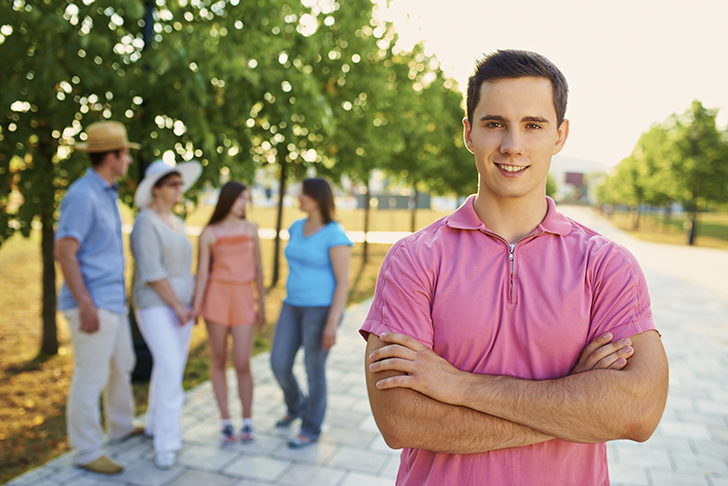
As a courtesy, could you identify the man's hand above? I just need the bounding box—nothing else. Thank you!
[368,332,464,404]
[369,331,637,405]
[78,301,100,334]
[572,332,633,374]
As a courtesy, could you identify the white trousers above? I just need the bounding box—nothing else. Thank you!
[64,308,136,465]
[135,306,193,453]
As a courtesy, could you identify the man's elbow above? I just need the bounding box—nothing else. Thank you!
[621,386,668,442]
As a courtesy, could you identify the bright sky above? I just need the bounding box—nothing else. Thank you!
[377,0,728,168]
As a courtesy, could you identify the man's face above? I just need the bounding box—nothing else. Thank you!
[108,148,132,178]
[463,77,568,203]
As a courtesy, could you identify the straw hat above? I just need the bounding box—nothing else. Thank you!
[75,121,141,153]
[134,159,202,208]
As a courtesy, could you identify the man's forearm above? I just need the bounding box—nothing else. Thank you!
[452,331,668,443]
[366,336,552,453]
[56,252,93,308]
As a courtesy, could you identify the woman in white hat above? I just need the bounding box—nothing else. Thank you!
[129,159,201,469]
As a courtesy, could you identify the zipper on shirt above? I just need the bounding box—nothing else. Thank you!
[508,243,515,303]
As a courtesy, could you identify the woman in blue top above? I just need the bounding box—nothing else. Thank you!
[270,178,352,448]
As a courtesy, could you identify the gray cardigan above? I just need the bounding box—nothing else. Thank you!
[130,208,194,309]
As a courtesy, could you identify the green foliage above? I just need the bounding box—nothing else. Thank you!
[598,100,728,239]
[0,0,473,352]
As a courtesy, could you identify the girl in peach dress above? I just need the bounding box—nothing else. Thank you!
[192,181,265,443]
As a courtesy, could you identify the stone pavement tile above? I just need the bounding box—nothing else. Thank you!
[607,444,671,471]
[710,476,728,486]
[48,465,86,484]
[5,466,54,485]
[693,438,728,460]
[379,455,401,478]
[104,459,185,486]
[648,468,711,486]
[176,444,241,471]
[338,471,396,486]
[222,454,293,482]
[607,463,650,486]
[326,445,390,474]
[321,426,379,447]
[166,469,240,486]
[276,463,346,486]
[272,441,339,465]
[657,419,713,442]
[670,450,728,476]
[677,410,728,427]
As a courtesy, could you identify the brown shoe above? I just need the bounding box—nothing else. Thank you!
[80,455,123,475]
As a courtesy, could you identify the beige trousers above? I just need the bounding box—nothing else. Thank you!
[64,308,136,465]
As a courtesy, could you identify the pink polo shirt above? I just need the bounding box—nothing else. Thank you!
[360,196,656,486]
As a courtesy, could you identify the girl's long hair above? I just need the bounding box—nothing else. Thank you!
[302,178,335,225]
[207,181,248,226]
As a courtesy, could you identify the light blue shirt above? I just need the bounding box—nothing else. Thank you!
[284,219,353,307]
[55,168,126,314]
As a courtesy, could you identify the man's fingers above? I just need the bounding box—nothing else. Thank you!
[576,332,612,368]
[379,332,427,351]
[369,356,416,375]
[375,374,414,390]
[369,343,416,363]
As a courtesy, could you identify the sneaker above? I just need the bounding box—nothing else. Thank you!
[154,451,176,470]
[240,423,254,443]
[220,424,236,444]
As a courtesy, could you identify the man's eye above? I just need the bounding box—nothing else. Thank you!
[485,122,502,128]
[526,123,542,129]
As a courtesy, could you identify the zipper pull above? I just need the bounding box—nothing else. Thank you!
[509,243,515,260]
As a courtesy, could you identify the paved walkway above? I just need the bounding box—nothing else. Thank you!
[7,207,728,486]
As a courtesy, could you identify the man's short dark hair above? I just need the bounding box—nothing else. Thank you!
[466,50,569,127]
[88,149,122,167]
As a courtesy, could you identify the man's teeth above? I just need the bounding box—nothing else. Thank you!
[497,164,527,173]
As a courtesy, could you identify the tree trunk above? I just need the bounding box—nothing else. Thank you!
[631,204,641,231]
[410,188,418,234]
[687,210,698,246]
[362,181,371,265]
[40,207,58,356]
[38,137,58,356]
[270,145,288,288]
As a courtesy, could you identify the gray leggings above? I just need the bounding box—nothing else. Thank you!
[270,303,331,439]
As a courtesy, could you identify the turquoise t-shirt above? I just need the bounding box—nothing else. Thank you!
[284,219,353,307]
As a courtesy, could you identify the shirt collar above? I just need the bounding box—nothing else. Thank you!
[87,168,119,193]
[447,195,572,237]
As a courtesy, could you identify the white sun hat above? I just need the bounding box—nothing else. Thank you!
[134,159,202,208]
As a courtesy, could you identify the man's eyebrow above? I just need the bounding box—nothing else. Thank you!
[522,116,550,124]
[479,114,506,122]
[478,115,551,124]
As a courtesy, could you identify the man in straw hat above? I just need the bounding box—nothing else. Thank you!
[54,121,144,475]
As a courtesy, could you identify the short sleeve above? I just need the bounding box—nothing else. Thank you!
[55,190,94,243]
[359,240,435,348]
[327,222,353,248]
[130,212,168,285]
[589,243,657,342]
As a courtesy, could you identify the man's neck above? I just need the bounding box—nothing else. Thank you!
[91,166,117,186]
[472,193,548,244]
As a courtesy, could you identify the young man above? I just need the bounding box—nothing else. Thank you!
[362,50,668,485]
[55,121,143,475]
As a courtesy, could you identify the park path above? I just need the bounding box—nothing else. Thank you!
[7,206,728,486]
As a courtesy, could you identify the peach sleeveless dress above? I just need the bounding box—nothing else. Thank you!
[201,227,257,326]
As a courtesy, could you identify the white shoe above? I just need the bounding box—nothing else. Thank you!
[154,451,176,470]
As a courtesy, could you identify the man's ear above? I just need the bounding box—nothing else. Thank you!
[463,118,474,154]
[552,119,569,156]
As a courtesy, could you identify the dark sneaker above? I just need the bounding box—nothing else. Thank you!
[220,424,236,444]
[240,423,254,442]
